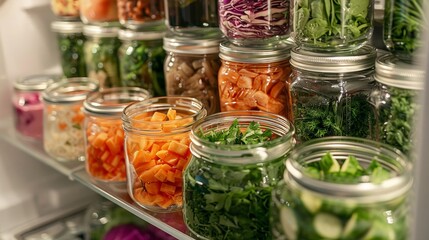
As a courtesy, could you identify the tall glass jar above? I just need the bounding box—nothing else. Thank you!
[219,0,290,46]
[83,87,150,182]
[164,33,222,115]
[83,25,121,89]
[290,46,377,143]
[50,0,80,20]
[219,41,293,121]
[118,29,166,96]
[42,78,98,162]
[370,53,424,157]
[51,21,87,78]
[271,137,412,240]
[292,0,374,51]
[122,97,206,212]
[117,0,165,30]
[184,111,295,240]
[80,0,119,25]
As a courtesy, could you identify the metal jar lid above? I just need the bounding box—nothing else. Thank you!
[83,87,151,116]
[163,31,223,54]
[290,45,377,73]
[42,77,99,104]
[51,21,84,34]
[83,25,119,38]
[14,74,61,92]
[374,53,424,90]
[219,40,292,63]
[118,29,165,41]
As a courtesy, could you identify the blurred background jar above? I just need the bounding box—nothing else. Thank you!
[42,78,98,162]
[50,0,81,20]
[83,25,121,89]
[51,21,87,78]
[118,29,166,96]
[80,0,119,25]
[163,32,223,115]
[83,87,150,183]
[117,0,165,31]
[122,97,206,212]
[218,41,293,121]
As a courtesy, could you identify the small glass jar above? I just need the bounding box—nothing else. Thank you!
[383,0,423,62]
[12,75,59,140]
[292,0,374,51]
[50,0,80,20]
[219,0,290,46]
[122,97,206,212]
[219,41,293,121]
[83,25,121,89]
[117,0,165,30]
[290,46,377,143]
[271,137,412,240]
[83,87,150,182]
[370,53,424,156]
[183,111,295,240]
[118,29,166,96]
[80,0,119,25]
[51,21,87,78]
[164,33,222,115]
[42,78,98,162]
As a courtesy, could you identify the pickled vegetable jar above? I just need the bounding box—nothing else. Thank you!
[164,33,222,115]
[384,0,424,62]
[80,0,118,25]
[370,53,424,156]
[290,46,377,143]
[271,137,412,240]
[219,0,290,46]
[50,0,80,19]
[13,75,58,140]
[184,111,295,240]
[42,78,99,162]
[122,97,206,212]
[117,0,165,30]
[83,25,121,89]
[219,41,293,121]
[51,21,87,78]
[292,0,374,51]
[83,87,150,182]
[118,29,166,96]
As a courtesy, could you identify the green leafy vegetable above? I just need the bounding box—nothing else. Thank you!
[56,33,87,78]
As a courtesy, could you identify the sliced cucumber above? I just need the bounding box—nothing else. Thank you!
[342,211,371,239]
[280,207,298,240]
[313,212,343,239]
[301,191,322,214]
[340,155,363,174]
[362,221,396,240]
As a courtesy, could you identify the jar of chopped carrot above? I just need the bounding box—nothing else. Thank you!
[83,87,151,183]
[218,40,293,121]
[122,96,206,212]
[42,78,99,162]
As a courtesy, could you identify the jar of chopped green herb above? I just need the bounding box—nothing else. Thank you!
[370,53,424,157]
[290,45,377,143]
[184,110,295,240]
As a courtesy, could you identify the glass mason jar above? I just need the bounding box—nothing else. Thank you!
[370,53,424,157]
[83,25,121,89]
[219,0,290,46]
[383,0,423,62]
[12,75,59,140]
[164,32,222,115]
[80,0,119,25]
[51,21,87,78]
[292,0,374,51]
[117,0,165,31]
[50,0,80,20]
[122,97,206,212]
[219,41,293,121]
[42,78,99,162]
[271,137,412,240]
[118,29,166,97]
[83,87,150,182]
[183,111,295,240]
[290,46,377,143]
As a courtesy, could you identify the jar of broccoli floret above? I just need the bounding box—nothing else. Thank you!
[271,136,412,240]
[184,110,295,240]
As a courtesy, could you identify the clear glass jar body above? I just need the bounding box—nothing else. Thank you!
[54,31,87,78]
[50,0,80,19]
[219,59,292,121]
[122,97,206,212]
[117,0,165,30]
[271,137,411,240]
[219,0,290,46]
[80,0,118,24]
[118,37,166,96]
[292,0,374,51]
[164,51,220,115]
[383,0,423,62]
[183,111,295,240]
[290,68,376,143]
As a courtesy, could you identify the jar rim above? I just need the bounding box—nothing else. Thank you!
[51,21,84,33]
[14,74,61,91]
[118,29,165,41]
[163,31,223,54]
[83,25,119,38]
[219,40,292,63]
[42,77,99,103]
